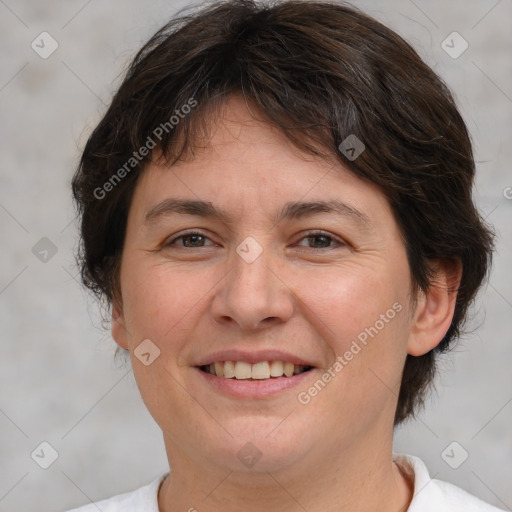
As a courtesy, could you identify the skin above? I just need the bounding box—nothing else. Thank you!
[112,94,460,512]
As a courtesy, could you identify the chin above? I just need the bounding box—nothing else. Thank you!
[206,417,313,473]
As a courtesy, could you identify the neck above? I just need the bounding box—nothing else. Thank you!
[158,432,413,512]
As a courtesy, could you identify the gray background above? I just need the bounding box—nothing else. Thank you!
[0,0,511,511]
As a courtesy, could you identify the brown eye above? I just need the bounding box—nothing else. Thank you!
[165,231,214,248]
[305,235,333,249]
[296,231,344,249]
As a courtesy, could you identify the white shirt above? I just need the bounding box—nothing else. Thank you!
[65,454,505,511]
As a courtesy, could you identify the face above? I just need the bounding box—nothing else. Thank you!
[112,94,435,475]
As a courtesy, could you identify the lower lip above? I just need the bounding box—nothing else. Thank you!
[195,367,314,399]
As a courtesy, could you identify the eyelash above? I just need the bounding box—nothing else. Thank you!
[164,229,345,250]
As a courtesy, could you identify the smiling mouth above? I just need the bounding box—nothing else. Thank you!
[199,361,313,380]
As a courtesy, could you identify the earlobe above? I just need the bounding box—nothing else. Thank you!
[111,300,129,350]
[407,259,462,357]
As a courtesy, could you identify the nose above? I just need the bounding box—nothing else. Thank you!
[210,241,295,331]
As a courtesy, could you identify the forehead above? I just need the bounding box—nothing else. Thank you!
[130,95,394,228]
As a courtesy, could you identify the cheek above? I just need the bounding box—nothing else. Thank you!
[294,264,409,406]
[122,262,207,344]
[300,264,405,346]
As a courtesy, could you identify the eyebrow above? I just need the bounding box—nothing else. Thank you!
[144,198,371,228]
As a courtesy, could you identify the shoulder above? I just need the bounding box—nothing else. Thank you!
[64,473,167,512]
[394,454,506,512]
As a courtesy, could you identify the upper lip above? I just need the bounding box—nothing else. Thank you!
[194,349,316,367]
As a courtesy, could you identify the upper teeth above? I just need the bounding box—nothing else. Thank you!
[204,361,309,379]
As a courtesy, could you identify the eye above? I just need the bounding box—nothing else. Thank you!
[163,230,345,250]
[296,231,344,249]
[165,230,215,248]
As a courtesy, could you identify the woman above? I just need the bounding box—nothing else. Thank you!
[67,1,501,510]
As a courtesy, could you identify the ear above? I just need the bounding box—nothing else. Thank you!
[407,259,462,356]
[111,299,129,350]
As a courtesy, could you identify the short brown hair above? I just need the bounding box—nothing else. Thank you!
[72,0,494,425]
